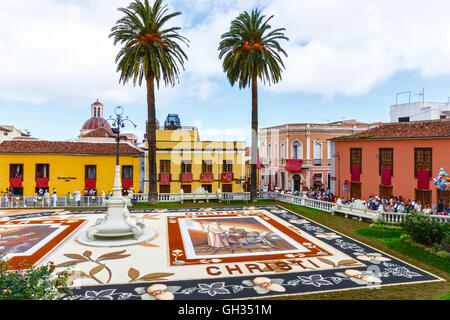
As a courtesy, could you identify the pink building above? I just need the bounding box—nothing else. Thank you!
[329,119,450,208]
[259,120,378,192]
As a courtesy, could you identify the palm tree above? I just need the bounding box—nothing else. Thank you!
[219,9,288,201]
[109,0,188,203]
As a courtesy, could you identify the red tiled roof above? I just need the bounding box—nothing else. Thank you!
[0,140,143,155]
[331,119,450,141]
[80,126,114,138]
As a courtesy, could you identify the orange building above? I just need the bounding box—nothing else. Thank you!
[259,120,378,191]
[329,119,450,208]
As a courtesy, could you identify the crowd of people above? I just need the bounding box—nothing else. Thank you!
[271,186,450,216]
[0,187,115,208]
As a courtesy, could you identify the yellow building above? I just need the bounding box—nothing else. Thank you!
[0,139,143,197]
[144,116,246,194]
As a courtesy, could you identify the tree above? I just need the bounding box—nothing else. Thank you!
[219,9,288,201]
[109,0,188,203]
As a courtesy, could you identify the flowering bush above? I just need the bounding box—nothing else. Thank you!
[0,255,73,300]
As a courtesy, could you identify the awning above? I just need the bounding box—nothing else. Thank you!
[36,178,49,189]
[10,177,23,188]
[286,159,303,172]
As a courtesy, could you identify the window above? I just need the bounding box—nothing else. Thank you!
[327,172,331,188]
[414,148,432,178]
[10,164,23,178]
[379,148,393,175]
[85,165,96,179]
[122,165,133,180]
[181,160,191,173]
[350,148,362,173]
[160,185,170,193]
[181,185,191,193]
[36,164,50,179]
[281,143,285,162]
[222,160,233,173]
[281,172,285,189]
[222,184,232,192]
[268,144,271,163]
[202,184,212,193]
[202,160,212,173]
[160,160,171,173]
[274,172,278,185]
[398,117,410,122]
[292,141,302,159]
[314,141,322,166]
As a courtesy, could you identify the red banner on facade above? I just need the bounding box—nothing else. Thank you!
[85,179,96,189]
[10,177,23,188]
[381,168,392,186]
[200,173,214,182]
[36,178,49,189]
[417,170,430,189]
[122,179,133,189]
[351,166,360,182]
[221,172,233,183]
[286,159,302,172]
[160,173,171,186]
[181,173,193,183]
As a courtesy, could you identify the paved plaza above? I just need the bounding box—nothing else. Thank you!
[0,206,443,300]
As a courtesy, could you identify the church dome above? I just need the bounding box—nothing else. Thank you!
[81,100,111,130]
[82,117,111,130]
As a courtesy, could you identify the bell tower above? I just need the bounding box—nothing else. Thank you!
[91,99,104,118]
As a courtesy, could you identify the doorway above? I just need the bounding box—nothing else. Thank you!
[293,175,302,192]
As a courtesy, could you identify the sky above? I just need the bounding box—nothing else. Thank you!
[1,0,450,145]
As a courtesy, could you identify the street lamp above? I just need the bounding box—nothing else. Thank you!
[106,106,137,167]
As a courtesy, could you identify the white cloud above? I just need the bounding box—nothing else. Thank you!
[2,0,450,107]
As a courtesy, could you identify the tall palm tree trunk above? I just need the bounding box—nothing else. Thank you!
[250,70,258,202]
[147,69,158,203]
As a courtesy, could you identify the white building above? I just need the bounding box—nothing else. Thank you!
[390,101,450,122]
[0,125,32,142]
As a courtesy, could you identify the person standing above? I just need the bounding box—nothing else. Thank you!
[33,193,38,207]
[44,189,50,207]
[52,189,57,207]
[66,192,72,207]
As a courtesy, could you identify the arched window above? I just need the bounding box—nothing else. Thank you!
[292,141,302,159]
[314,140,322,166]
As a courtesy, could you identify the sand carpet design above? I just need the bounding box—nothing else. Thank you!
[10,205,436,300]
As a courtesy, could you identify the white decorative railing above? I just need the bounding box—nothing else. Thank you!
[1,191,447,224]
[0,195,109,208]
